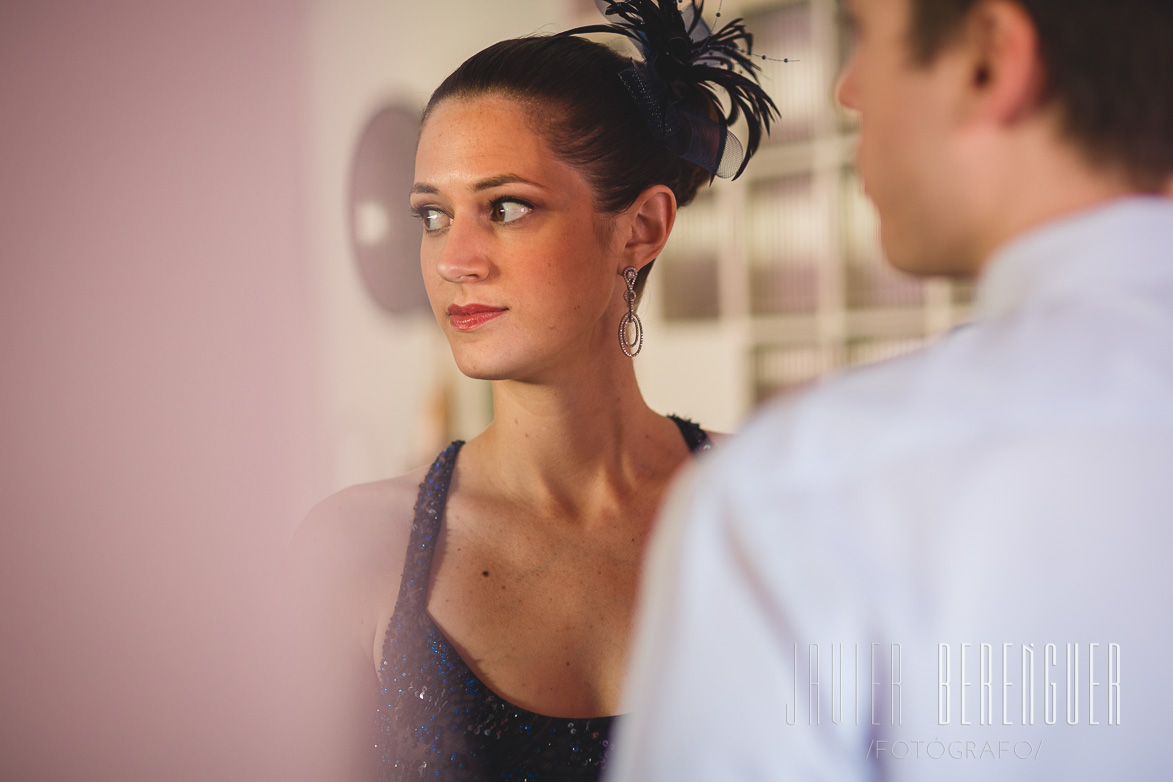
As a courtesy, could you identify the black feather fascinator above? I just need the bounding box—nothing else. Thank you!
[560,0,779,178]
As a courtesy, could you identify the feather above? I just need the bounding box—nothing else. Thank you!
[561,0,779,178]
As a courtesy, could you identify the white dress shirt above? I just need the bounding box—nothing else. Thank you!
[609,197,1173,781]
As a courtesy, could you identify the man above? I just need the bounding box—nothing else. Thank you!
[608,0,1172,779]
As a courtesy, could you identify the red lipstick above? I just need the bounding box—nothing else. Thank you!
[447,303,506,331]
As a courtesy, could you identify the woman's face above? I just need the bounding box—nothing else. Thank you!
[411,94,626,381]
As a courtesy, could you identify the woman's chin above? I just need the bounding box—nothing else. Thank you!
[450,352,520,382]
[447,335,607,383]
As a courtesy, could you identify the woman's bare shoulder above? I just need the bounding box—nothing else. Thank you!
[289,466,430,615]
[283,467,432,776]
[298,469,427,536]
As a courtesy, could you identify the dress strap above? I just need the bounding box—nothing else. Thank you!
[395,440,465,614]
[669,414,713,453]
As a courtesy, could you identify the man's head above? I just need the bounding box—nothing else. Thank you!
[837,0,1173,276]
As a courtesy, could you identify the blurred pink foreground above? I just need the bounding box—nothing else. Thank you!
[1,2,322,779]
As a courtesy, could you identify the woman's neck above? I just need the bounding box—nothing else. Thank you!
[462,357,683,520]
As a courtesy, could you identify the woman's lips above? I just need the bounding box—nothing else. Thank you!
[447,304,506,332]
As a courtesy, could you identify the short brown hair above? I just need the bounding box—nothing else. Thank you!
[908,0,1173,191]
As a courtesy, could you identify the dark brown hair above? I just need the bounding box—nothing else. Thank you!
[907,0,1173,191]
[423,35,713,214]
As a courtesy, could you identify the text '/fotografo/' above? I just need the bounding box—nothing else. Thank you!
[866,738,1044,761]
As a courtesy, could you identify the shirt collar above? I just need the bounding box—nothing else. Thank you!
[975,196,1173,321]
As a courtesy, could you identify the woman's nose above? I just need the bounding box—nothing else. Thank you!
[433,220,491,284]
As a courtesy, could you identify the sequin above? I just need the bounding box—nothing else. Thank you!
[374,418,711,780]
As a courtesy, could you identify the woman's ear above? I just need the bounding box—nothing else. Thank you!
[619,184,677,272]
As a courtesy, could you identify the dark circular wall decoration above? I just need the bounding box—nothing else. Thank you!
[348,102,430,315]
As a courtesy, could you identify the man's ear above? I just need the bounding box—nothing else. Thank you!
[961,0,1045,126]
[618,185,677,272]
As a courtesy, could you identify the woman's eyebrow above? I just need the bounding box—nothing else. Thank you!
[410,174,546,196]
[473,174,545,191]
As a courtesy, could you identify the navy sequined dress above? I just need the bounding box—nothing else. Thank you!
[375,416,711,781]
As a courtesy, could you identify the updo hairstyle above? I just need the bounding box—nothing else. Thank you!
[422,35,715,215]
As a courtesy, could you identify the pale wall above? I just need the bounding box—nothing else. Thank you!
[303,0,576,490]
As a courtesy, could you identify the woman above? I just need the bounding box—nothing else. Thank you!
[292,2,776,779]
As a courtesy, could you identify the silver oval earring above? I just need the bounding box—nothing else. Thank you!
[618,266,643,358]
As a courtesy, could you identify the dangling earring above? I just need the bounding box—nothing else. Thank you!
[619,266,643,358]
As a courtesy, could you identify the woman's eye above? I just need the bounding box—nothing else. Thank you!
[490,199,532,224]
[414,207,451,233]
